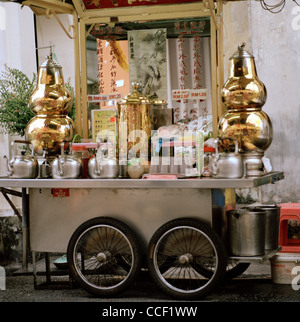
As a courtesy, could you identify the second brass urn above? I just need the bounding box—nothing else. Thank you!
[218,43,273,176]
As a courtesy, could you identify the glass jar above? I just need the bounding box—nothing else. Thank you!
[202,146,215,177]
[72,144,90,178]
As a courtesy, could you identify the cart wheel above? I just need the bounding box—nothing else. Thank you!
[67,217,142,297]
[189,259,251,280]
[225,261,250,280]
[147,218,227,300]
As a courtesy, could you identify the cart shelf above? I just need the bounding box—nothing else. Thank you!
[0,171,284,189]
[229,248,281,264]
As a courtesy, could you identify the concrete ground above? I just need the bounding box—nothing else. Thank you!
[0,255,299,303]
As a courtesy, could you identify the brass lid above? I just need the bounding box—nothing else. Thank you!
[40,53,62,69]
[118,82,150,105]
[230,43,253,60]
[149,95,168,109]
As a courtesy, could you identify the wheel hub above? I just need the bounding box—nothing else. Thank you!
[96,251,111,263]
[178,253,193,265]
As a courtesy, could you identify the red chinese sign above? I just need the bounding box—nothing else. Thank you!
[82,0,201,10]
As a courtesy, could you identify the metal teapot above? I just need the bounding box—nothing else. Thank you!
[88,143,119,179]
[52,143,82,179]
[211,138,244,179]
[3,140,38,178]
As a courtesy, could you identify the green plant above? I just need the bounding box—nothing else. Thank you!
[0,65,36,137]
[65,78,76,122]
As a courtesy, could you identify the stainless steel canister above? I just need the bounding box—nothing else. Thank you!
[253,205,280,250]
[149,97,173,131]
[227,208,266,256]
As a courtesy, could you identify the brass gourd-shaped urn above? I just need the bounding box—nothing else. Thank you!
[221,43,267,109]
[218,43,273,176]
[25,48,75,156]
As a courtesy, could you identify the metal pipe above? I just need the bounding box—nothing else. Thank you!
[21,188,29,270]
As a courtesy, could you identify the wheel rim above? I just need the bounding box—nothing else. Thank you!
[72,224,135,290]
[151,225,220,294]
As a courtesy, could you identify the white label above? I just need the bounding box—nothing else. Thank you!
[189,89,208,100]
[172,89,208,100]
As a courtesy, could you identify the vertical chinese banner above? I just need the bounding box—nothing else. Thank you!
[192,34,209,132]
[128,29,167,100]
[97,38,105,98]
[96,38,129,109]
[110,43,117,96]
[177,31,189,124]
[97,39,116,109]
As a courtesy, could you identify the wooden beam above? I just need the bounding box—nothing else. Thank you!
[73,11,83,137]
[80,18,89,139]
[75,2,209,20]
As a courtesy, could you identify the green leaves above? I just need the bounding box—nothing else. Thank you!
[0,65,36,137]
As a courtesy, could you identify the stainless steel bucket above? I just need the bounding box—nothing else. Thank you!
[253,205,280,250]
[228,208,266,256]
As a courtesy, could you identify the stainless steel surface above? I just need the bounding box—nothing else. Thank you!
[51,143,82,179]
[29,187,212,253]
[242,153,265,177]
[211,153,244,178]
[88,144,119,179]
[229,248,280,263]
[3,140,39,179]
[228,208,266,256]
[211,139,244,178]
[88,156,119,178]
[0,171,284,189]
[149,98,173,131]
[251,205,280,250]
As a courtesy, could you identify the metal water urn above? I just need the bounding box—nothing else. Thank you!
[218,43,273,176]
[117,82,151,168]
[25,47,75,156]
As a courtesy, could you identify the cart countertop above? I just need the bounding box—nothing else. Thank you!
[0,171,284,189]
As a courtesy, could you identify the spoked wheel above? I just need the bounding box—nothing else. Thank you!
[225,261,250,280]
[147,218,227,300]
[192,258,251,280]
[67,217,142,297]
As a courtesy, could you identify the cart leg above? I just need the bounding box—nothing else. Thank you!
[45,253,51,284]
[22,188,29,271]
[32,251,37,289]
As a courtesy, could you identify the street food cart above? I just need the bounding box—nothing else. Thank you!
[1,0,284,300]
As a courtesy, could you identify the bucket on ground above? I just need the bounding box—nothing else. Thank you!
[270,253,300,285]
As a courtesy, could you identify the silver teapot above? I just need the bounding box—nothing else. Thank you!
[88,143,119,179]
[52,143,82,179]
[211,138,244,179]
[4,140,39,179]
